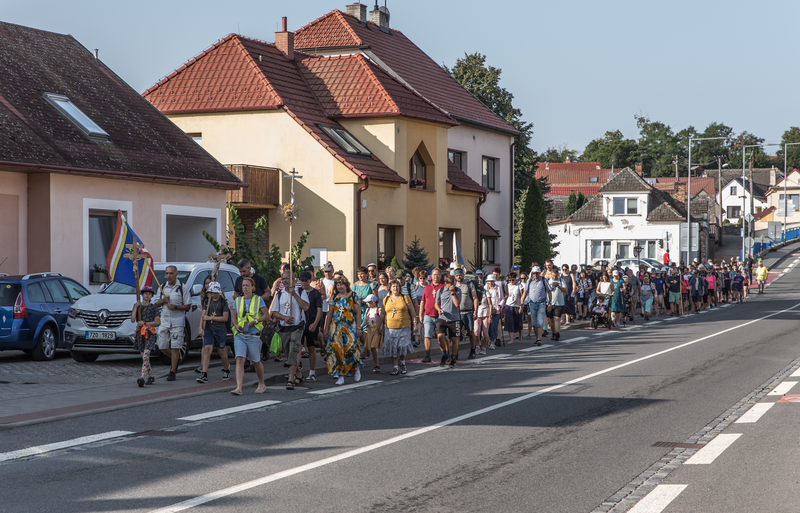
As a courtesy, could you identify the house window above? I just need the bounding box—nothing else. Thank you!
[589,176,599,183]
[319,125,371,156]
[482,157,496,191]
[377,225,398,269]
[591,240,611,260]
[727,206,742,218]
[439,229,457,266]
[617,243,631,259]
[448,150,464,170]
[89,210,123,282]
[43,92,109,142]
[778,194,800,216]
[481,237,496,264]
[187,133,202,147]
[647,240,656,259]
[613,197,638,215]
[730,186,737,196]
[410,151,427,189]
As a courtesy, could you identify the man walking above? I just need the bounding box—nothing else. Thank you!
[300,271,323,381]
[233,259,271,302]
[435,275,462,367]
[756,259,768,293]
[418,268,445,362]
[522,266,552,345]
[270,272,309,389]
[454,268,479,359]
[154,265,192,381]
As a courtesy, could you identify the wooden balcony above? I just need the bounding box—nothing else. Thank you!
[225,164,280,207]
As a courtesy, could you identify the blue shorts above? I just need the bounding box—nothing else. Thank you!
[203,329,226,349]
[529,301,547,328]
[460,312,474,334]
[423,315,437,338]
[234,333,261,361]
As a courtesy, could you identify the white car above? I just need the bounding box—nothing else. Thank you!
[64,262,240,363]
[612,258,662,272]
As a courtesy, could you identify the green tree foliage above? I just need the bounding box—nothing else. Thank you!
[388,255,401,271]
[402,236,431,271]
[515,178,555,266]
[289,230,315,274]
[564,191,578,217]
[445,53,537,199]
[581,130,638,169]
[576,191,587,210]
[635,115,682,177]
[778,127,800,171]
[538,145,579,164]
[692,122,735,166]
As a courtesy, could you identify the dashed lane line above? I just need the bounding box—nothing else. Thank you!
[735,403,775,424]
[518,344,555,352]
[0,431,134,462]
[627,484,688,513]
[768,381,797,396]
[306,380,380,395]
[177,401,282,421]
[684,433,742,465]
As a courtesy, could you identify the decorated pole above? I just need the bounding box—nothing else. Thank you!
[123,239,145,320]
[283,169,302,316]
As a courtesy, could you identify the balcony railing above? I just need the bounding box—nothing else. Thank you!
[226,164,280,206]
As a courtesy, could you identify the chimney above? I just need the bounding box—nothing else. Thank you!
[770,166,778,186]
[275,16,294,59]
[93,49,99,65]
[674,181,686,204]
[346,3,368,23]
[369,1,390,33]
[565,157,570,163]
[634,162,643,176]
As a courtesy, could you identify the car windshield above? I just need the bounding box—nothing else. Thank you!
[102,270,191,294]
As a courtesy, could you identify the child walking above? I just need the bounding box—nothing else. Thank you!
[363,294,384,372]
[131,286,160,387]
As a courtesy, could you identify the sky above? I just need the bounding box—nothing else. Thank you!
[4,0,799,156]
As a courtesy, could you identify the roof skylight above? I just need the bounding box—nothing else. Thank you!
[43,93,109,142]
[319,125,370,156]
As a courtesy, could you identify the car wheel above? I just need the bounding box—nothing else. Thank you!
[32,324,57,361]
[70,351,99,363]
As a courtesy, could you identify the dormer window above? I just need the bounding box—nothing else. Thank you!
[589,176,599,183]
[319,126,371,156]
[43,93,109,142]
[613,197,638,215]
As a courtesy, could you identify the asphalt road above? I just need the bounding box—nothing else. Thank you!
[3,255,800,512]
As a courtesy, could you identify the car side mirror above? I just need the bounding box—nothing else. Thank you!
[99,282,109,292]
[191,284,203,296]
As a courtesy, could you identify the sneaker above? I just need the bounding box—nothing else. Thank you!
[335,376,345,385]
[440,353,449,366]
[166,371,176,382]
[400,363,407,374]
[137,378,144,387]
[467,349,476,360]
[542,330,548,337]
[488,344,496,350]
[354,369,361,382]
[196,372,208,384]
[306,373,317,382]
[421,356,432,363]
[449,356,457,367]
[144,376,155,385]
[194,366,202,374]
[222,369,231,381]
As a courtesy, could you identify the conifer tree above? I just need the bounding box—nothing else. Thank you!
[402,236,431,271]
[564,191,578,217]
[517,178,554,267]
[576,191,586,210]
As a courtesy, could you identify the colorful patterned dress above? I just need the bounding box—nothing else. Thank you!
[326,293,364,377]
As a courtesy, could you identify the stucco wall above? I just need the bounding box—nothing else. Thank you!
[0,171,28,275]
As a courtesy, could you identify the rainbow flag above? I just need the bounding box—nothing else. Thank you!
[106,210,153,289]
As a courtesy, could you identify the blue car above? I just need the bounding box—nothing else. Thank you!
[0,273,91,360]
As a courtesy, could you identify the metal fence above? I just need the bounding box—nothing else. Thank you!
[751,228,800,258]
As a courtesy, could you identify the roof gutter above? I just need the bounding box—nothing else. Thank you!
[356,176,370,268]
[510,138,517,266]
[0,160,246,190]
[477,192,487,271]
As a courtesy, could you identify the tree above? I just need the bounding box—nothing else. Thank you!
[538,145,579,164]
[581,130,638,169]
[564,191,578,217]
[515,178,555,266]
[402,236,431,271]
[576,191,586,210]
[692,122,735,166]
[634,115,681,177]
[778,127,800,171]
[445,53,537,199]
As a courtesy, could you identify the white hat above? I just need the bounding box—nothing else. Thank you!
[612,270,619,276]
[365,294,378,303]
[531,266,542,273]
[485,274,496,282]
[207,282,222,294]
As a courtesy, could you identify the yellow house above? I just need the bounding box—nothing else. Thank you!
[143,20,486,277]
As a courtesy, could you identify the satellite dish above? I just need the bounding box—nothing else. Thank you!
[379,5,390,20]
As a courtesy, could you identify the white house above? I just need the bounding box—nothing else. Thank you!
[766,169,800,226]
[720,177,769,222]
[549,168,707,267]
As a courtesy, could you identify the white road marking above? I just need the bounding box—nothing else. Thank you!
[790,368,800,378]
[621,325,643,330]
[664,317,680,321]
[404,366,448,377]
[684,433,742,464]
[177,401,282,421]
[0,431,134,462]
[735,402,775,424]
[567,337,589,343]
[645,321,663,325]
[721,304,732,308]
[592,331,612,336]
[307,380,380,395]
[475,354,512,362]
[628,484,688,513]
[768,381,798,396]
[519,344,555,352]
[148,302,800,513]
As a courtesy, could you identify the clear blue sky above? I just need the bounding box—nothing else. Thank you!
[5,0,798,155]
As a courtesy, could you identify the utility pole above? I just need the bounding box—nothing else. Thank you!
[674,155,679,180]
[748,153,754,241]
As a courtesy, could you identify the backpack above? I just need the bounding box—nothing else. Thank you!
[275,286,307,326]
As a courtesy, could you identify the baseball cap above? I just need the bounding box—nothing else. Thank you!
[323,262,334,272]
[531,266,542,273]
[365,294,378,303]
[512,265,520,270]
[475,269,483,274]
[304,265,314,272]
[299,271,312,281]
[367,263,377,269]
[207,282,222,294]
[612,270,619,276]
[141,285,155,294]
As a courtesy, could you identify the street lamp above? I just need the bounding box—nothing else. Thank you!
[688,136,729,264]
[783,142,800,241]
[633,243,643,273]
[739,143,779,258]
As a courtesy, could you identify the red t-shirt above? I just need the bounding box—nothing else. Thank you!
[663,253,670,264]
[422,282,445,318]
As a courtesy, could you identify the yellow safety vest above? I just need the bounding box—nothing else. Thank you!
[235,296,263,332]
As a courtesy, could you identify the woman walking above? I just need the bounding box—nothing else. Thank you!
[131,286,160,387]
[577,269,592,320]
[504,271,524,345]
[547,271,567,341]
[474,276,494,354]
[381,281,417,375]
[609,270,624,327]
[231,277,268,395]
[363,294,383,373]
[485,275,502,350]
[323,275,364,385]
[640,274,656,321]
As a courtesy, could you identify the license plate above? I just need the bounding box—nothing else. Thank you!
[86,331,115,340]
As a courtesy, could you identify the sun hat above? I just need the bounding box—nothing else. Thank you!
[486,275,496,282]
[365,294,378,303]
[612,270,619,276]
[531,266,542,273]
[207,282,222,294]
[323,262,334,272]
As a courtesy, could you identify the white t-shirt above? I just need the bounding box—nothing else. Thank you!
[271,287,309,327]
[506,283,523,308]
[321,278,335,313]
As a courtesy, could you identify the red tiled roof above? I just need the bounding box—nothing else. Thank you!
[535,162,610,186]
[144,34,404,184]
[298,54,455,125]
[447,160,486,195]
[295,10,518,134]
[754,206,775,220]
[544,186,600,197]
[480,217,500,237]
[652,177,715,196]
